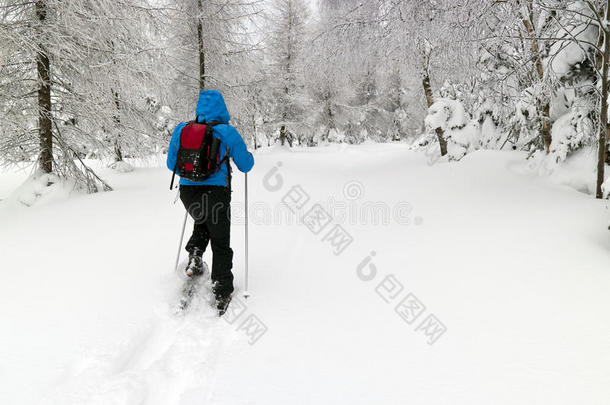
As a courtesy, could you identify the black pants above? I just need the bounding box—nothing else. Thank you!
[180,185,234,297]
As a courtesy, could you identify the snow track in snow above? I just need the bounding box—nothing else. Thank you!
[50,282,233,405]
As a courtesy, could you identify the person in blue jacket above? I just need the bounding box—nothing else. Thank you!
[167,90,254,313]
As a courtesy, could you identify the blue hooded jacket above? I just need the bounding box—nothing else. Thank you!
[167,90,254,187]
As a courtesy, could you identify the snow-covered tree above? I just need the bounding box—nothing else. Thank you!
[0,0,165,191]
[265,0,310,147]
[163,0,261,123]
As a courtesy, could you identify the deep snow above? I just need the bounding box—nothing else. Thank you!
[1,144,609,404]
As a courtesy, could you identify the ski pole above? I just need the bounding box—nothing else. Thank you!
[174,210,188,273]
[243,172,250,299]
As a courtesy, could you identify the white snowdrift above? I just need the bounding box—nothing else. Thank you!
[109,160,135,173]
[2,172,78,209]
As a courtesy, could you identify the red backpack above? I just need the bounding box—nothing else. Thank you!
[170,120,227,189]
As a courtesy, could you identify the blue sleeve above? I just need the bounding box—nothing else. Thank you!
[167,122,187,171]
[227,126,254,173]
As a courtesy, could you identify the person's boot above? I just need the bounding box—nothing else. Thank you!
[185,247,206,278]
[212,281,232,315]
[215,293,232,317]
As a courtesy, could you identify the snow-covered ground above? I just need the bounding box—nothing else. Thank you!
[1,144,609,404]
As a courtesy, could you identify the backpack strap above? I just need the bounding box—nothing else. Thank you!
[194,114,221,126]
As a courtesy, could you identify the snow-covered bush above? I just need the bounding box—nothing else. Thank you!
[424,98,479,161]
[425,99,467,130]
[510,86,547,150]
[327,128,346,144]
[478,113,504,150]
[549,109,594,163]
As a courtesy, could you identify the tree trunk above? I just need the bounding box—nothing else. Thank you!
[251,114,259,150]
[540,103,552,154]
[325,96,335,143]
[36,0,52,173]
[519,0,552,153]
[197,0,205,91]
[596,2,610,199]
[279,125,291,146]
[422,72,447,156]
[112,88,123,162]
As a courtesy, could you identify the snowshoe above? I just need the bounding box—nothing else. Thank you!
[177,250,209,313]
[177,276,204,313]
[216,294,232,317]
[185,248,206,278]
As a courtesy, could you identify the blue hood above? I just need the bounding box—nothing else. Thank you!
[167,89,254,186]
[195,90,230,124]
